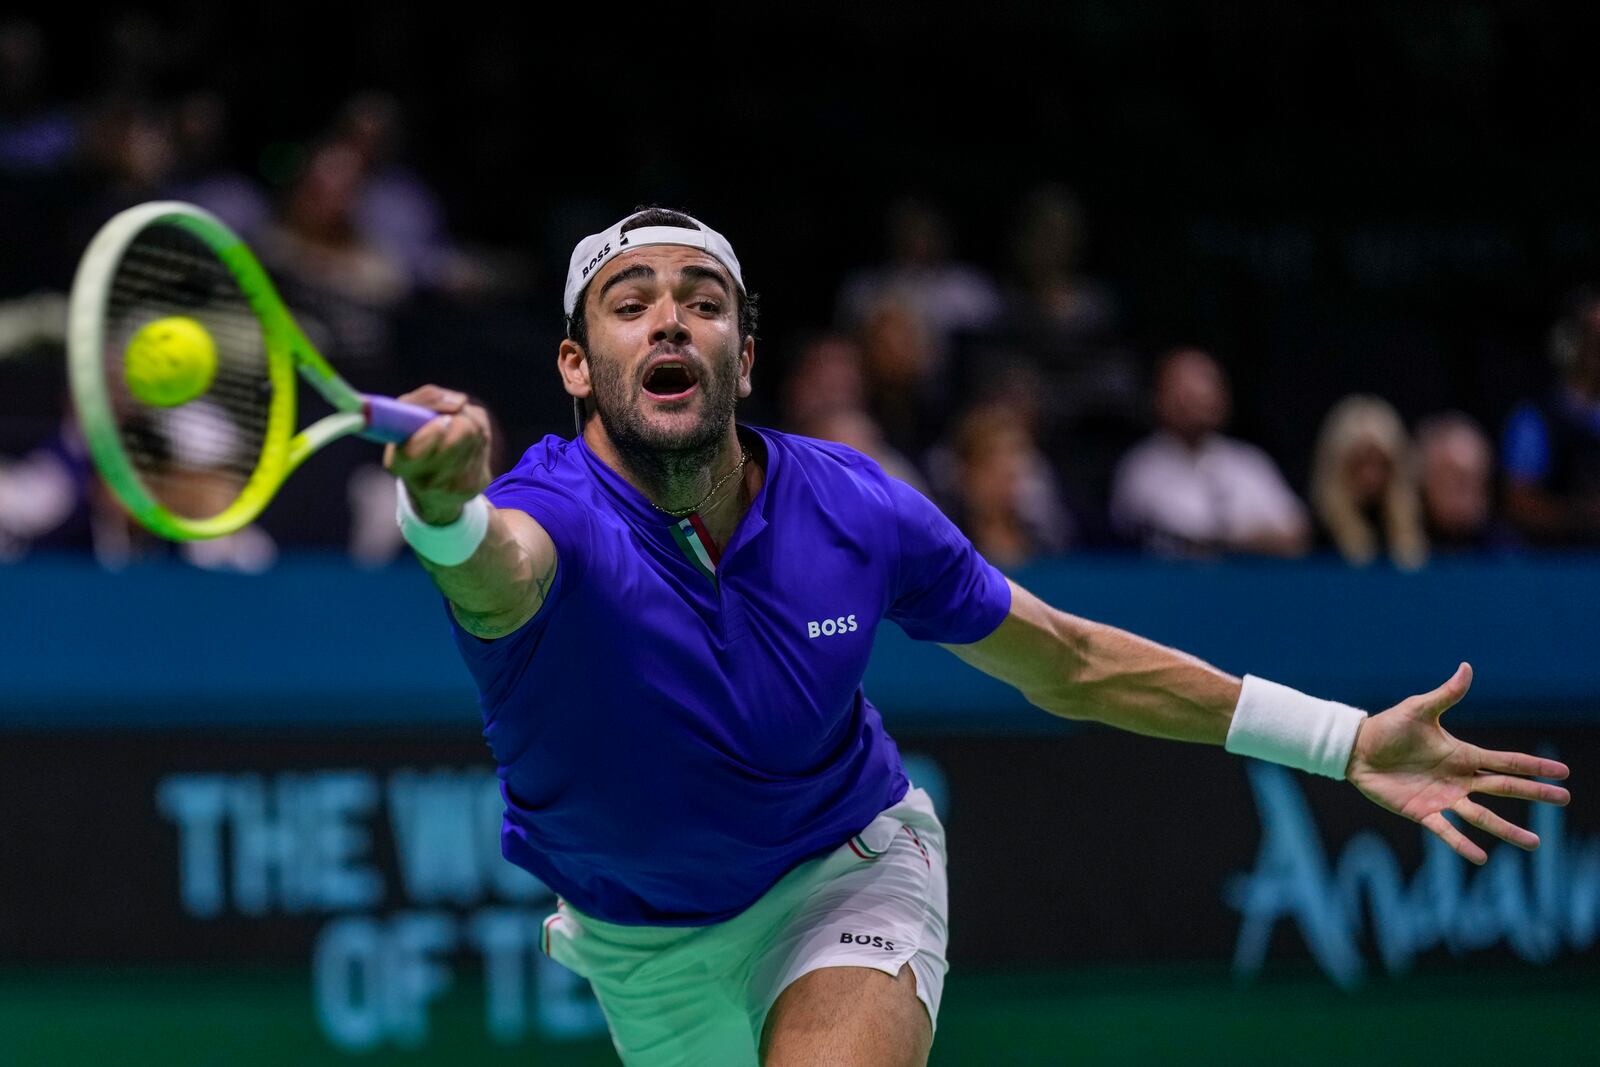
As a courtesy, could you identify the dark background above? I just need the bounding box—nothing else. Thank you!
[7,1,1599,475]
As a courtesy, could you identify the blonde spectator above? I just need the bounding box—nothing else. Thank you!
[1310,396,1427,569]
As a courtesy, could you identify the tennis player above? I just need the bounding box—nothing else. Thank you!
[386,208,1571,1067]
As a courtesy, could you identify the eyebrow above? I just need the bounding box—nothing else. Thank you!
[597,264,655,303]
[678,265,731,297]
[596,263,733,304]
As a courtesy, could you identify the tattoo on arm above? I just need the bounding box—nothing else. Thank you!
[443,555,558,640]
[534,558,556,603]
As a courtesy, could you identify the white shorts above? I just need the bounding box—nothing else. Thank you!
[540,785,950,1067]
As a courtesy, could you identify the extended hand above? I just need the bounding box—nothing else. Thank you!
[1347,663,1571,865]
[383,385,493,524]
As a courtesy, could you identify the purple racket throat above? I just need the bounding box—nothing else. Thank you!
[362,395,440,443]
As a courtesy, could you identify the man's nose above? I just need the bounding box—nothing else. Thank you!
[646,299,691,346]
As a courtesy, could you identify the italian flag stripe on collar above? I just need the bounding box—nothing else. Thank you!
[670,514,720,581]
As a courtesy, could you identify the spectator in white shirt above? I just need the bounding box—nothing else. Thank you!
[1111,348,1310,558]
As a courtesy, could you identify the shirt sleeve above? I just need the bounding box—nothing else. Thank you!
[1502,403,1551,483]
[448,451,594,703]
[884,474,1013,643]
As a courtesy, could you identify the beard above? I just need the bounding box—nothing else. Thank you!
[586,337,743,490]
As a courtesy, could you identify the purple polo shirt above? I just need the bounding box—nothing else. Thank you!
[450,425,1011,925]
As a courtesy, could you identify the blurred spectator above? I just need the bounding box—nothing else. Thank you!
[958,185,1137,513]
[777,333,925,490]
[111,402,278,572]
[77,99,177,210]
[334,90,512,298]
[1008,183,1119,346]
[779,333,867,435]
[1501,289,1600,545]
[1110,348,1308,558]
[942,403,1072,569]
[0,429,78,560]
[1417,412,1503,553]
[1309,395,1427,570]
[59,99,179,285]
[256,141,408,382]
[335,91,451,289]
[808,409,927,494]
[0,410,274,573]
[837,195,1002,355]
[253,141,409,550]
[858,296,950,462]
[1003,183,1136,420]
[0,18,76,175]
[166,90,270,239]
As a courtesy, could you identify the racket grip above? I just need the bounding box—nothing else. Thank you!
[361,395,442,443]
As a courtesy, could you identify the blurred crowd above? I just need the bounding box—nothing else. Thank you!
[781,197,1593,574]
[2,14,1599,575]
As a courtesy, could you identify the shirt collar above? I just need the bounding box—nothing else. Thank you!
[574,424,777,549]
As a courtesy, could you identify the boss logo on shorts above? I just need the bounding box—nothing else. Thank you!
[807,614,858,639]
[839,932,896,951]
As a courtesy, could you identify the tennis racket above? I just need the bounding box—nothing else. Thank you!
[66,200,436,540]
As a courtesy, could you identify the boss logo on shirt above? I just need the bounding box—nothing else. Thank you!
[807,614,859,639]
[839,932,896,951]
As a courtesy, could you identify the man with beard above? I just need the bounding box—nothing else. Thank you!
[386,209,1570,1067]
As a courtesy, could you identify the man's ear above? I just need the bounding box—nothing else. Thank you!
[736,335,755,399]
[558,338,592,399]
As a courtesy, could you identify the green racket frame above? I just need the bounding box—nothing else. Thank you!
[68,201,432,541]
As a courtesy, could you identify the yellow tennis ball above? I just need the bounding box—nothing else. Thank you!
[124,316,219,407]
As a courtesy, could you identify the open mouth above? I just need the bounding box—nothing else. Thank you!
[642,359,700,400]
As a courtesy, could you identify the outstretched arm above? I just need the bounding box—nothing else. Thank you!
[384,385,556,639]
[945,578,1571,864]
[942,580,1243,742]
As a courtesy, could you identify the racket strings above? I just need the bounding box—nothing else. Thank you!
[105,224,275,520]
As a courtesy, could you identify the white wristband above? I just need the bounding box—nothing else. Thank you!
[395,483,490,566]
[1225,675,1367,779]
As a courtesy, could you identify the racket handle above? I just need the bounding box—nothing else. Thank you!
[361,395,442,443]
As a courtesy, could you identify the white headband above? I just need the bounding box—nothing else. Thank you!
[564,212,745,318]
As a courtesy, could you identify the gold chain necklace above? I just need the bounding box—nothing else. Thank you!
[651,448,750,518]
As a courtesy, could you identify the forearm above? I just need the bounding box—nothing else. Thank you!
[417,504,554,638]
[1046,616,1242,742]
[947,580,1240,743]
[381,387,554,638]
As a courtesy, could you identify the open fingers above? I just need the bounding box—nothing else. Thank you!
[1421,811,1487,866]
[1411,662,1473,721]
[1452,797,1538,851]
[1477,749,1570,780]
[1473,773,1571,806]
